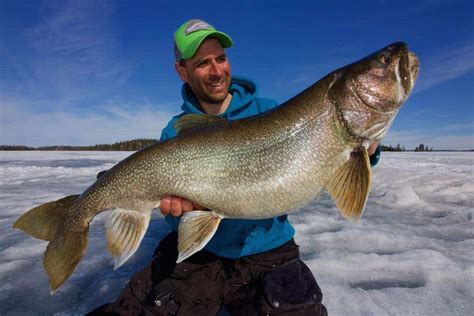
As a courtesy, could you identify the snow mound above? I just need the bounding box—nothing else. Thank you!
[381,185,423,207]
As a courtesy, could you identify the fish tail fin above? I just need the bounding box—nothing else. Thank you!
[326,148,372,221]
[13,194,88,293]
[176,211,222,263]
[13,195,80,241]
[44,229,88,294]
[105,208,152,269]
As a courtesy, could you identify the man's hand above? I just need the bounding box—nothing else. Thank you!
[368,140,380,156]
[159,195,203,217]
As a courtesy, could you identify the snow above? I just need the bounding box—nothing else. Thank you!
[0,151,473,315]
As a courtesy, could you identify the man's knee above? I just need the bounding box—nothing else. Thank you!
[87,232,179,315]
[258,259,327,315]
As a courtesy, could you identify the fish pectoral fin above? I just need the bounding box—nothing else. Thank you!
[105,208,151,269]
[326,147,372,221]
[177,211,222,263]
[175,113,228,135]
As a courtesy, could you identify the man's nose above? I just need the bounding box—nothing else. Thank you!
[208,60,224,77]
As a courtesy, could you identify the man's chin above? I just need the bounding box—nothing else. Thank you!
[204,93,228,104]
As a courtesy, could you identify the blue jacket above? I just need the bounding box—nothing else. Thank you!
[160,76,381,258]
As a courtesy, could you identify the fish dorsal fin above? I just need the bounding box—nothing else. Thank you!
[174,114,229,136]
[326,147,372,221]
[105,208,152,268]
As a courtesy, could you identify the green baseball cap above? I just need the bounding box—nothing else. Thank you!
[174,19,233,61]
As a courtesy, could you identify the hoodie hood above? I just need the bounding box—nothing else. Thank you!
[180,75,259,120]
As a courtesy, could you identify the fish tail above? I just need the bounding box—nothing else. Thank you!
[44,227,88,294]
[13,195,88,294]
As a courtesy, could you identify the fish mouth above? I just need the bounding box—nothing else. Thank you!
[394,43,419,96]
[407,52,420,91]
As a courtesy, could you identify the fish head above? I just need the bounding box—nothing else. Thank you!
[330,42,419,141]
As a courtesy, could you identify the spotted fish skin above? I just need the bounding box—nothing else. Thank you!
[13,42,419,293]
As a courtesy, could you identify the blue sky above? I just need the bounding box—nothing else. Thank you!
[1,0,473,150]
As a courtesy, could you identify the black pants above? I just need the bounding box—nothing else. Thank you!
[89,233,327,315]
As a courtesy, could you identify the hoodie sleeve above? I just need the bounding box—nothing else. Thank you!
[255,97,280,114]
[369,144,381,167]
[160,116,181,141]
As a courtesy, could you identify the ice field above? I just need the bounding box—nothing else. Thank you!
[0,151,472,315]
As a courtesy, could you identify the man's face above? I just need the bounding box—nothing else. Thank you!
[175,37,231,106]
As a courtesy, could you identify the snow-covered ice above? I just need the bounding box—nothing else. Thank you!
[0,151,473,315]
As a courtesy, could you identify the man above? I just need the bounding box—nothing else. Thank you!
[90,19,380,315]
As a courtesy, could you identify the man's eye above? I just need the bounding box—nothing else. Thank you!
[217,56,226,63]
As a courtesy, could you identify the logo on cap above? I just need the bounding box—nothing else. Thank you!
[185,20,212,35]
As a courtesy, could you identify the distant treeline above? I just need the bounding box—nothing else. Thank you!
[0,138,158,151]
[1,140,472,152]
[382,143,438,152]
[414,144,433,152]
[381,143,434,152]
[381,144,406,152]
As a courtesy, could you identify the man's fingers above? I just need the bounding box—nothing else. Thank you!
[182,199,194,212]
[170,196,183,216]
[160,195,203,216]
[368,141,380,156]
[160,195,183,216]
[159,196,172,215]
[192,202,204,210]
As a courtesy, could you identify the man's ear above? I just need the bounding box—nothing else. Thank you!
[175,61,188,82]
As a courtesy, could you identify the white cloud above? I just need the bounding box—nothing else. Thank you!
[414,41,474,93]
[0,101,177,146]
[0,1,160,147]
[4,0,133,108]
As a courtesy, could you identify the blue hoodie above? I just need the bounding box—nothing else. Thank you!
[160,76,380,258]
[160,76,295,258]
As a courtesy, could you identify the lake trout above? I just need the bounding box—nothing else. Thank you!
[14,42,419,293]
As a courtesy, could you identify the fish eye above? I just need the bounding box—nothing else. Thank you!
[380,53,392,65]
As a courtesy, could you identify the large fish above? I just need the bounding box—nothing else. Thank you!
[14,42,419,293]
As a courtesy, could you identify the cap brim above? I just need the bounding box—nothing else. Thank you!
[182,31,233,60]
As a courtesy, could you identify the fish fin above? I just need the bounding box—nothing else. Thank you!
[105,208,151,269]
[13,194,88,294]
[176,211,222,262]
[13,195,80,241]
[44,229,88,294]
[175,114,228,135]
[326,147,372,221]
